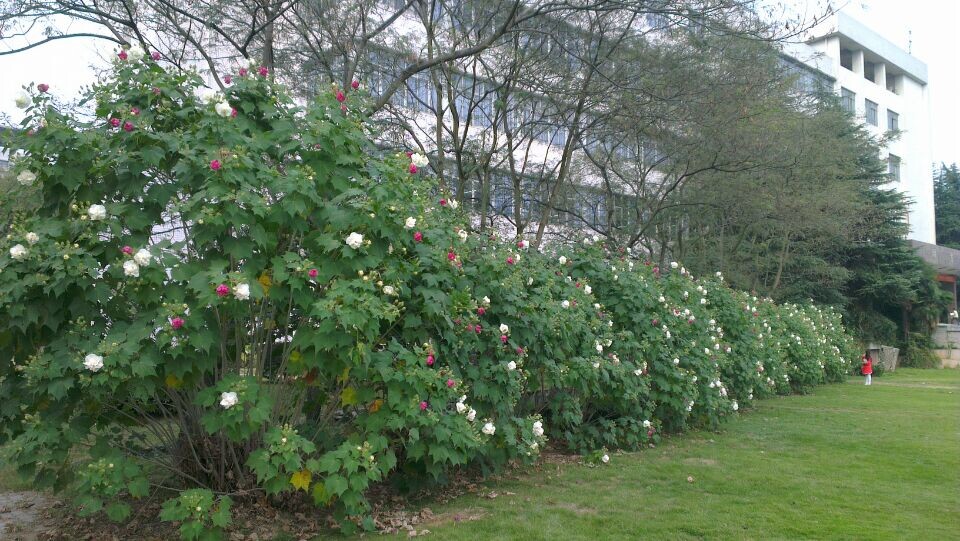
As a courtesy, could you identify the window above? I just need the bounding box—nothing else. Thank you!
[887,110,899,131]
[840,49,853,71]
[865,99,878,126]
[864,61,875,82]
[841,88,855,113]
[886,73,900,95]
[888,154,901,182]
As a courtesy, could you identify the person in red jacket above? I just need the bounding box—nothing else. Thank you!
[861,351,873,386]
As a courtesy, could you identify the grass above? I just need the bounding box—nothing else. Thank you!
[398,368,960,540]
[3,369,958,540]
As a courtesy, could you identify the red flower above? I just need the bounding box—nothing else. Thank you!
[216,284,230,297]
[447,251,456,261]
[413,231,423,242]
[466,324,474,332]
[419,401,428,411]
[426,354,435,367]
[500,335,508,344]
[210,159,222,171]
[516,347,524,355]
[118,50,128,61]
[351,80,360,89]
[477,307,485,316]
[439,199,447,206]
[516,241,525,249]
[171,317,185,330]
[130,107,140,116]
[506,257,515,265]
[224,75,232,85]
[335,90,345,103]
[122,121,134,132]
[308,268,318,278]
[109,118,121,128]
[37,83,49,93]
[239,68,248,77]
[151,51,161,61]
[258,66,269,77]
[122,246,133,255]
[340,104,347,113]
[231,108,238,117]
[409,163,418,174]
[475,325,482,334]
[446,378,455,388]
[647,429,655,438]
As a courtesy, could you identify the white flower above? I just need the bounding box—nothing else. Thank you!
[466,408,477,422]
[634,368,643,376]
[383,285,396,296]
[507,360,517,370]
[533,421,544,437]
[88,204,108,221]
[234,283,250,300]
[15,91,30,109]
[456,402,467,414]
[345,232,364,249]
[25,232,39,245]
[219,391,239,409]
[732,401,739,411]
[670,261,678,269]
[601,454,610,463]
[499,323,510,334]
[642,419,651,428]
[9,244,28,260]
[449,199,459,209]
[700,298,707,305]
[214,101,233,117]
[704,348,711,355]
[127,45,146,61]
[411,153,429,168]
[133,248,152,266]
[613,275,618,281]
[592,361,600,369]
[595,341,603,353]
[558,256,567,265]
[83,353,104,372]
[482,422,496,435]
[122,260,140,277]
[17,170,37,186]
[725,347,732,353]
[594,303,601,310]
[584,285,592,295]
[673,358,680,366]
[198,88,219,105]
[405,217,416,229]
[561,300,570,309]
[458,229,468,242]
[482,296,491,306]
[658,296,666,303]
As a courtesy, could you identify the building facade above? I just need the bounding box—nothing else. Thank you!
[797,11,936,244]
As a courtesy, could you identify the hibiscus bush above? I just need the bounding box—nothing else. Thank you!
[0,52,859,538]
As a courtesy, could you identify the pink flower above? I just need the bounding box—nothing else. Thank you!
[475,325,482,334]
[409,163,418,174]
[109,118,121,128]
[651,319,659,327]
[258,66,269,77]
[500,335,508,344]
[308,268,318,278]
[239,68,248,77]
[151,51,161,61]
[466,324,474,333]
[130,107,140,116]
[516,347,524,355]
[340,104,347,113]
[447,251,456,261]
[477,307,485,316]
[122,121,134,132]
[171,317,184,330]
[419,401,428,411]
[351,80,360,89]
[647,429,655,437]
[37,83,49,93]
[446,378,455,388]
[335,90,345,103]
[426,354,435,367]
[216,284,230,297]
[231,108,237,117]
[152,87,161,95]
[210,159,222,171]
[516,241,525,249]
[118,50,128,61]
[122,246,133,255]
[413,231,423,242]
[224,75,232,85]
[506,257,515,265]
[439,199,447,206]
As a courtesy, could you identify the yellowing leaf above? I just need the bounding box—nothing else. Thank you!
[340,386,358,406]
[289,350,302,364]
[165,374,183,389]
[258,272,272,296]
[368,398,383,413]
[338,366,351,384]
[290,469,312,492]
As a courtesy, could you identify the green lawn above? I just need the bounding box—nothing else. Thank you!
[404,369,960,540]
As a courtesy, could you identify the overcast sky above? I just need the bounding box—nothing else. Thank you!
[0,1,957,165]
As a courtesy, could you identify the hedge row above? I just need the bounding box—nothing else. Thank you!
[0,54,859,538]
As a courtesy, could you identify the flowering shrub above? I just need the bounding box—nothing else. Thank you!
[0,55,858,538]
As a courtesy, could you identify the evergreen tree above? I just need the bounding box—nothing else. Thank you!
[934,163,960,249]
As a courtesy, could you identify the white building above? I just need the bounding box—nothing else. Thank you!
[795,11,936,244]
